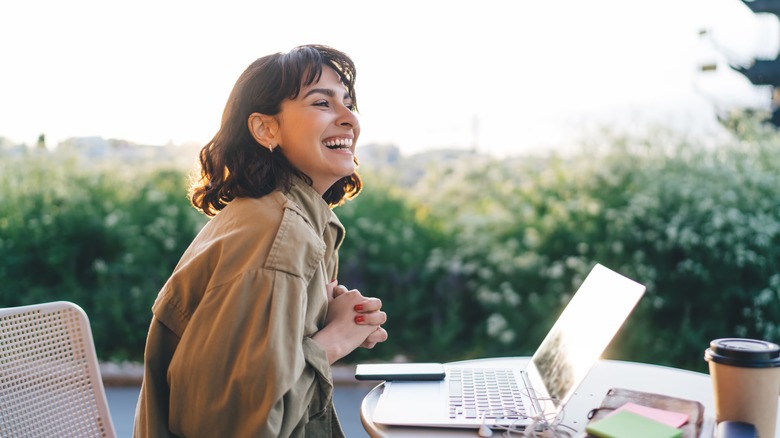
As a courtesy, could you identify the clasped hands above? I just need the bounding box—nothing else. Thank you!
[315,279,388,364]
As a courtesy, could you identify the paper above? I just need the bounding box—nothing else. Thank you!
[611,402,689,428]
[585,410,683,438]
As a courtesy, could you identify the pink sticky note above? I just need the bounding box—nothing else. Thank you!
[610,402,689,428]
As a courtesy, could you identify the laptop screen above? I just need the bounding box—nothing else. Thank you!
[524,264,646,415]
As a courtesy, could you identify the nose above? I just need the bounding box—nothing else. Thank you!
[337,104,359,129]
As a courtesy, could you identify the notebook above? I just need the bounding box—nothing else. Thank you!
[371,263,646,430]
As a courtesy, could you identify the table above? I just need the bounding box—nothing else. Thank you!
[359,357,776,437]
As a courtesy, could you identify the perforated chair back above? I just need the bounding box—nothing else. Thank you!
[0,301,117,437]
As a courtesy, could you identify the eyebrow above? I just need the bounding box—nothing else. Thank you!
[303,88,351,100]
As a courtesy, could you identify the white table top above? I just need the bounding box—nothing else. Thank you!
[359,357,776,437]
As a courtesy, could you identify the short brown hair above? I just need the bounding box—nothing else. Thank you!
[190,44,362,216]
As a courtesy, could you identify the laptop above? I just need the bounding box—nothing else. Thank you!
[371,263,646,430]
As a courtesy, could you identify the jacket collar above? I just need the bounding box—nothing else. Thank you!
[285,177,345,251]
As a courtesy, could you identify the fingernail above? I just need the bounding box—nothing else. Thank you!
[354,304,364,311]
[355,315,365,323]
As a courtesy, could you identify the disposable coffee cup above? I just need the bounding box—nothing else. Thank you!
[704,338,780,438]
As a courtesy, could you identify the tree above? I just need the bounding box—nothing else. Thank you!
[36,133,46,150]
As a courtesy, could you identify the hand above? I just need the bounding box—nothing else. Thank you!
[314,282,383,363]
[332,282,388,349]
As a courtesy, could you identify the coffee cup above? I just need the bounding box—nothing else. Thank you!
[704,338,780,438]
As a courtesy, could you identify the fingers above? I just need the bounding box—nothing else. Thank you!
[326,283,387,347]
[328,280,351,299]
[326,280,337,301]
[354,310,387,326]
[329,283,382,313]
[353,297,382,313]
[334,284,350,298]
[361,327,388,349]
[323,287,365,326]
[355,307,387,350]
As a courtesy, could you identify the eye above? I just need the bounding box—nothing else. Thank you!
[313,100,330,108]
[345,102,356,112]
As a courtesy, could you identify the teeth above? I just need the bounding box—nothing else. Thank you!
[324,138,353,149]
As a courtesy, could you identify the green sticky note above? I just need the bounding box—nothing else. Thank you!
[585,410,684,438]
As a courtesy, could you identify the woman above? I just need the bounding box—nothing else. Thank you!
[133,45,388,438]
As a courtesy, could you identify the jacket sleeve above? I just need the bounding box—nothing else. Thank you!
[159,267,332,438]
[133,318,180,438]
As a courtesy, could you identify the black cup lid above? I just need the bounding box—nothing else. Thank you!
[704,338,780,368]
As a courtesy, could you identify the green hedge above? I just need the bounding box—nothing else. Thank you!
[2,120,779,372]
[0,151,206,360]
[339,122,780,372]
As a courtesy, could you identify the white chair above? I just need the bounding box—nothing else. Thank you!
[0,301,117,437]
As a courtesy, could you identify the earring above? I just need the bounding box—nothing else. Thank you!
[268,143,275,152]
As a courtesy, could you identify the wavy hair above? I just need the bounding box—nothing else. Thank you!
[190,44,362,216]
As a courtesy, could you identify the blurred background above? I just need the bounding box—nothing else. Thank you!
[1,0,779,373]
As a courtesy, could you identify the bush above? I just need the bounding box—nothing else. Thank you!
[0,150,206,360]
[337,173,486,363]
[381,124,780,372]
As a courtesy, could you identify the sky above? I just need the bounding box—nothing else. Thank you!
[1,0,778,157]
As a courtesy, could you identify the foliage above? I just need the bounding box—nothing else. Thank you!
[2,119,779,372]
[341,122,780,372]
[0,150,206,360]
[337,173,485,363]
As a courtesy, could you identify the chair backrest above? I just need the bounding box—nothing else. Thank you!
[0,301,117,438]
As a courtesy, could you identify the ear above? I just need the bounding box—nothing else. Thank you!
[248,113,279,150]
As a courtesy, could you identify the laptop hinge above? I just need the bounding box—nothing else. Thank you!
[519,370,544,419]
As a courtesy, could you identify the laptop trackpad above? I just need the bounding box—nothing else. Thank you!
[373,381,445,424]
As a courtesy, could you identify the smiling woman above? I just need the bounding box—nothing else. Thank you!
[133,44,388,438]
[190,46,363,216]
[247,66,361,196]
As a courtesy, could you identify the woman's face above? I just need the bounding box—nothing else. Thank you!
[275,66,360,195]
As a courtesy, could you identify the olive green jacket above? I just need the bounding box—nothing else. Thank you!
[133,181,346,437]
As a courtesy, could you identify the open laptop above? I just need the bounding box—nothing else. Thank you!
[371,263,646,430]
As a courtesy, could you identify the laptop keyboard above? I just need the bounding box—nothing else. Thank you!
[447,368,526,420]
